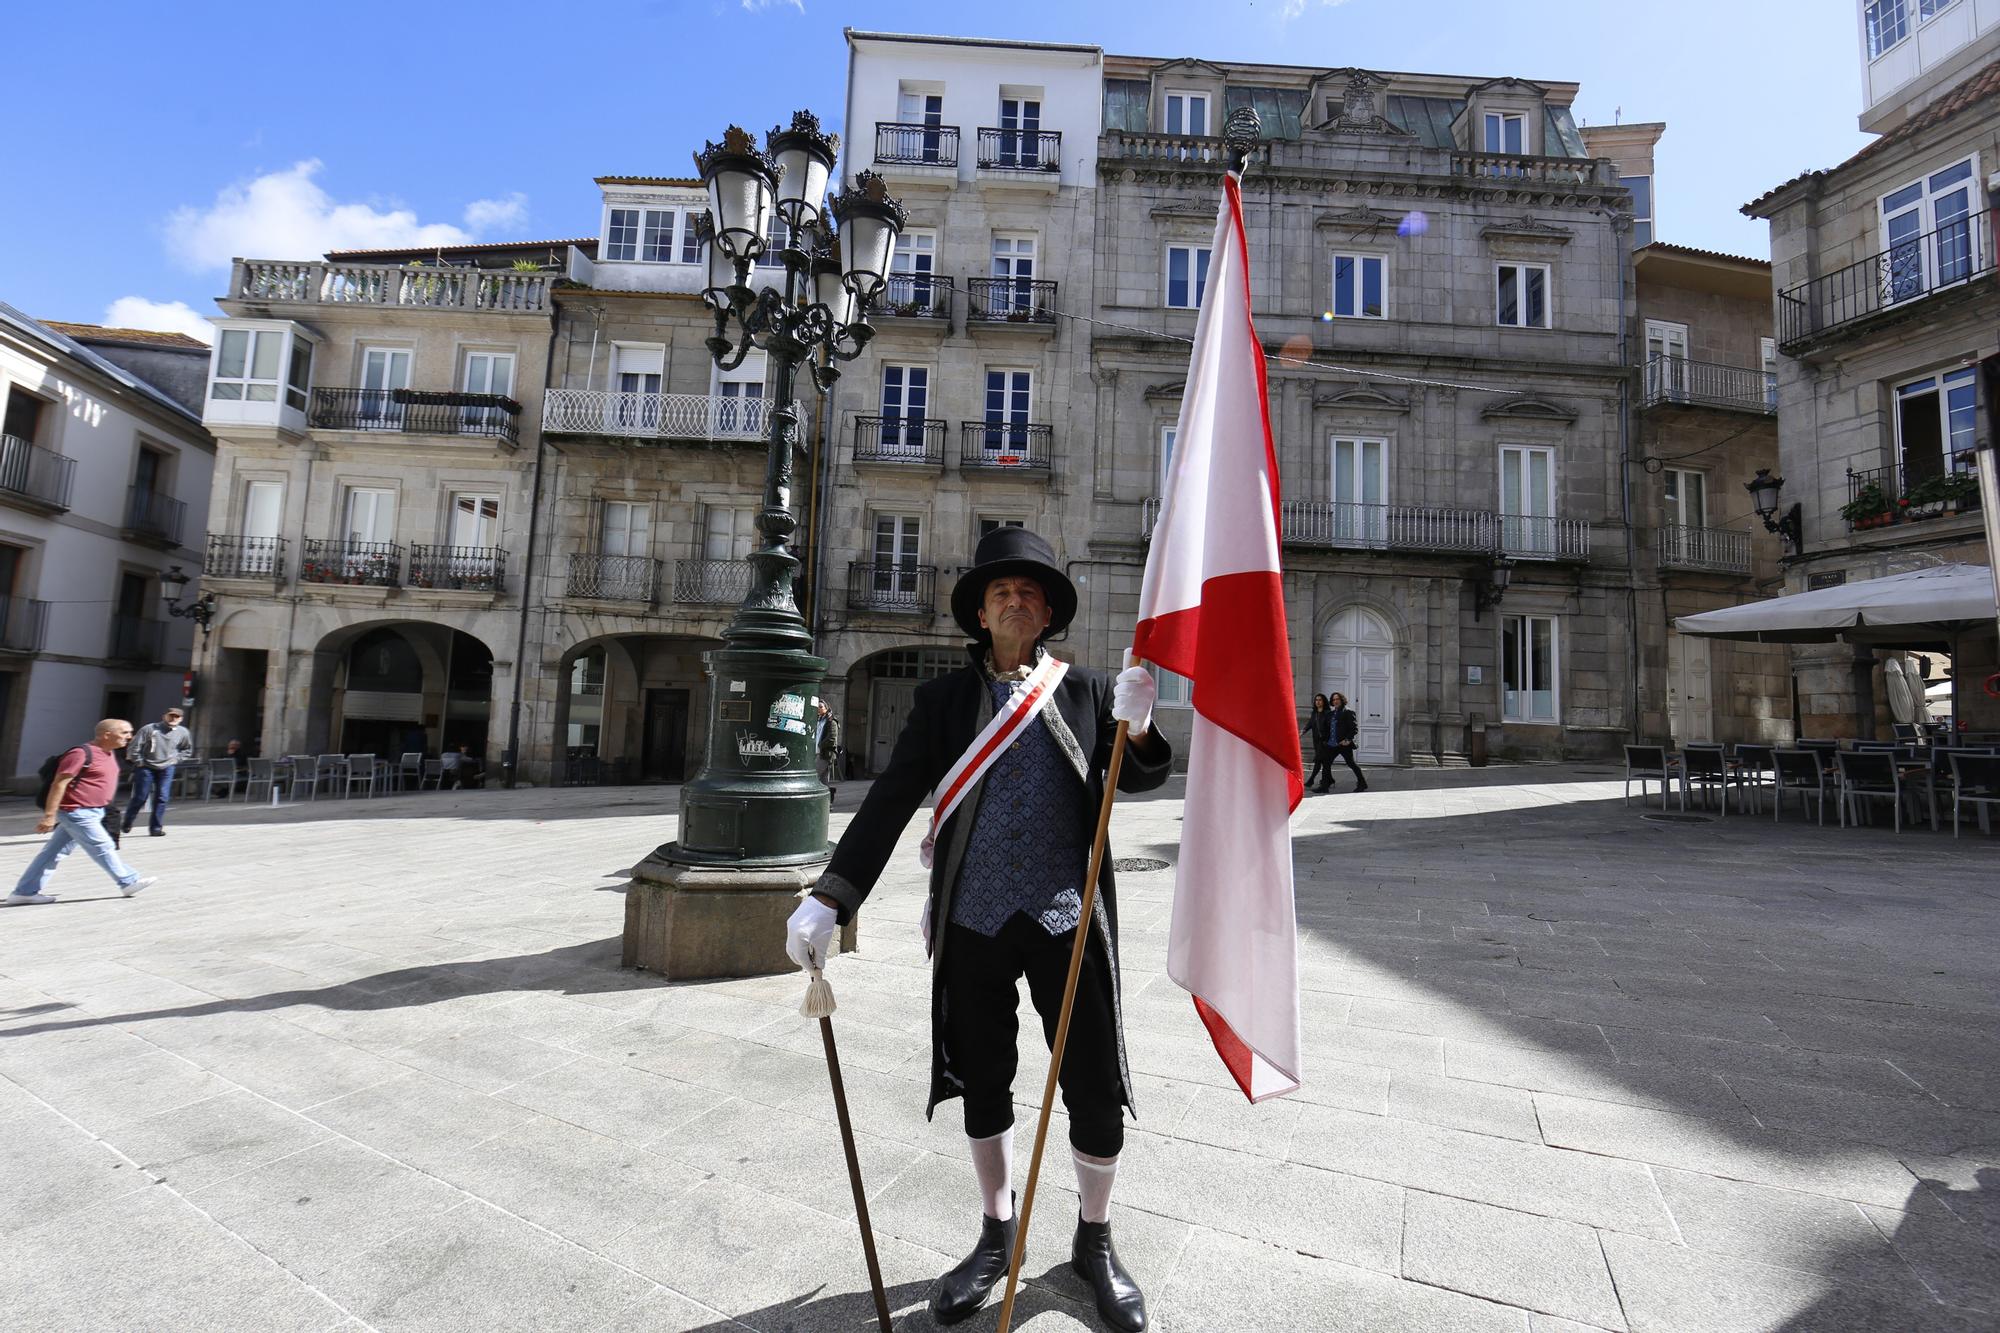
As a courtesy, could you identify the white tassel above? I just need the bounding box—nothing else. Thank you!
[801,966,837,1019]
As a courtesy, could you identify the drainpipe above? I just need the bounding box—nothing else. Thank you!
[503,309,562,787]
[1617,225,1642,742]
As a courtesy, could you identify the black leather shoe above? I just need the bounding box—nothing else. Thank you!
[931,1208,1018,1324]
[1072,1216,1146,1331]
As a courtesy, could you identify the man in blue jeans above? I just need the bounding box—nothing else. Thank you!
[124,706,192,836]
[7,719,159,906]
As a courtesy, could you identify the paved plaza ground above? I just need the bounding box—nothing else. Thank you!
[0,765,1995,1332]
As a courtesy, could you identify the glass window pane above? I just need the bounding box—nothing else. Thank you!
[1194,248,1210,304]
[217,328,248,379]
[1334,256,1355,316]
[1167,248,1189,305]
[642,210,675,262]
[247,383,277,402]
[1497,267,1518,325]
[1525,267,1548,326]
[1361,257,1383,317]
[210,382,243,400]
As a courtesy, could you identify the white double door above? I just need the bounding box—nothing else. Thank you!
[1318,606,1396,763]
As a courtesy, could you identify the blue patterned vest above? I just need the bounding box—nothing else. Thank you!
[949,677,1091,937]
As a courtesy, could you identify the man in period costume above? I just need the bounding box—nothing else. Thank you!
[784,526,1168,1331]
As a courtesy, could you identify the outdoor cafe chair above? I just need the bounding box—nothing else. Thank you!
[1623,744,1679,810]
[345,755,379,798]
[1682,744,1731,815]
[315,754,348,797]
[173,760,206,801]
[420,758,445,790]
[242,758,275,803]
[1772,750,1830,825]
[1732,743,1777,814]
[1835,751,1904,831]
[201,758,237,802]
[287,755,321,801]
[397,752,423,792]
[1947,752,2000,837]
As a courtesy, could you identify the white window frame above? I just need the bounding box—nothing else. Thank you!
[1644,319,1689,401]
[1329,251,1388,320]
[342,486,396,545]
[1164,243,1212,309]
[602,205,697,265]
[1621,174,1655,249]
[600,500,652,559]
[1164,89,1210,137]
[1483,111,1526,154]
[447,492,501,548]
[1876,153,1980,301]
[888,229,938,310]
[1866,0,1911,57]
[1495,262,1552,328]
[1328,435,1389,546]
[209,327,286,403]
[702,504,757,561]
[1499,443,1558,555]
[869,513,925,603]
[1761,337,1778,411]
[1662,467,1708,529]
[977,516,1027,541]
[1894,366,1980,475]
[1501,614,1560,724]
[1156,667,1193,709]
[1160,424,1178,493]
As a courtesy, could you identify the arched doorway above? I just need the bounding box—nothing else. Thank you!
[309,622,495,761]
[554,634,718,784]
[1319,606,1396,763]
[848,645,963,774]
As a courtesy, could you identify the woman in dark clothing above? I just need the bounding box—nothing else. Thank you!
[1328,692,1368,792]
[1303,694,1335,793]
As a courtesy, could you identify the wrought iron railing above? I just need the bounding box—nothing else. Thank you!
[854,416,946,466]
[206,534,287,580]
[1500,514,1592,561]
[539,389,792,443]
[873,274,954,320]
[408,545,504,592]
[966,278,1057,323]
[1843,461,1983,528]
[232,259,554,313]
[0,596,48,653]
[976,127,1061,172]
[1641,356,1775,414]
[1144,498,1581,558]
[0,434,76,511]
[673,558,755,606]
[847,561,936,614]
[300,539,402,587]
[1449,152,1614,186]
[961,422,1053,471]
[108,614,164,664]
[124,487,186,545]
[1659,525,1752,574]
[1777,208,1994,349]
[874,121,961,167]
[310,387,521,442]
[566,554,658,602]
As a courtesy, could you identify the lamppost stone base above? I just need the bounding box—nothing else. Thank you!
[622,850,851,980]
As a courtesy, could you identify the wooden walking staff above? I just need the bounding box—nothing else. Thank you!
[800,948,893,1333]
[994,663,1140,1333]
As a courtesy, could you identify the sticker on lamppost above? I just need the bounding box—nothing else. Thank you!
[767,690,812,736]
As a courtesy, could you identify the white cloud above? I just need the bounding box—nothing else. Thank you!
[741,0,803,11]
[163,160,531,270]
[102,297,215,345]
[464,193,528,233]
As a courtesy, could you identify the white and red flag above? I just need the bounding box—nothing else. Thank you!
[1132,173,1303,1102]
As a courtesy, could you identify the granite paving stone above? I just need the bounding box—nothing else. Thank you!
[1402,1190,1626,1328]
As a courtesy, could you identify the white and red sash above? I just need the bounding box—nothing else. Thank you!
[918,653,1069,868]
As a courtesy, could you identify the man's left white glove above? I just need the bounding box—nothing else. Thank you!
[784,894,838,970]
[1112,665,1157,737]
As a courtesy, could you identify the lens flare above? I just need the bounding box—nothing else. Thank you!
[1398,211,1430,238]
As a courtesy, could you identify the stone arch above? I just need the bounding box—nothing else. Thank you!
[550,632,721,784]
[301,619,494,760]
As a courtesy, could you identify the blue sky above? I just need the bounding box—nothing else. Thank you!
[2,0,1867,341]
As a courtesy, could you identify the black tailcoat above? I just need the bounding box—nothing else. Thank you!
[816,646,1173,1122]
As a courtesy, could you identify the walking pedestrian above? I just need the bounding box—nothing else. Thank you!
[1328,692,1369,792]
[123,706,192,836]
[7,719,158,906]
[1303,693,1334,793]
[814,698,842,801]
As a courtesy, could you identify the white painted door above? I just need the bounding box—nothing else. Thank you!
[242,480,282,575]
[1668,632,1713,744]
[1330,436,1387,547]
[870,679,917,773]
[1319,606,1397,763]
[1644,320,1689,401]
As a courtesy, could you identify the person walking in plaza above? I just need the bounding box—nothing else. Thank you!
[123,706,192,836]
[1303,693,1334,793]
[814,698,842,801]
[8,719,158,906]
[783,526,1170,1331]
[1328,691,1368,792]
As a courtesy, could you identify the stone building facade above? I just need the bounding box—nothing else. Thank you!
[1744,2,2000,736]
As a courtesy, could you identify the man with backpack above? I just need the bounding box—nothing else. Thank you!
[7,719,158,906]
[123,706,193,836]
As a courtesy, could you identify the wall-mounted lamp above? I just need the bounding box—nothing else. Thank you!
[159,565,216,642]
[1473,555,1515,620]
[1745,468,1803,553]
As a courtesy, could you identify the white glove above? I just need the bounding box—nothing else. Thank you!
[785,894,838,970]
[1112,665,1157,736]
[921,896,932,951]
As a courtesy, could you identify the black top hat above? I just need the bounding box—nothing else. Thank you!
[950,526,1077,641]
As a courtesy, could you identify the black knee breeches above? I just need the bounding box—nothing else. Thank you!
[941,916,1125,1157]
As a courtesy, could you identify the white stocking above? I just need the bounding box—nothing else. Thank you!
[1071,1148,1118,1224]
[969,1129,1014,1221]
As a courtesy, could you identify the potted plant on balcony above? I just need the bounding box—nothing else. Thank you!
[1840,481,1895,529]
[1904,473,1952,520]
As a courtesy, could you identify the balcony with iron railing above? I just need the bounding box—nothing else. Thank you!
[1777,209,1994,351]
[1141,498,1589,561]
[108,614,164,665]
[847,561,936,614]
[1640,356,1776,415]
[0,434,77,513]
[310,388,521,443]
[0,596,49,654]
[961,422,1053,473]
[407,545,505,592]
[975,127,1062,175]
[673,558,755,606]
[872,274,954,322]
[540,390,797,445]
[874,122,961,169]
[300,539,402,588]
[230,259,554,313]
[567,554,659,603]
[853,416,946,468]
[123,487,186,547]
[1500,514,1592,561]
[1844,461,1984,530]
[965,277,1057,326]
[205,534,288,582]
[1659,525,1753,575]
